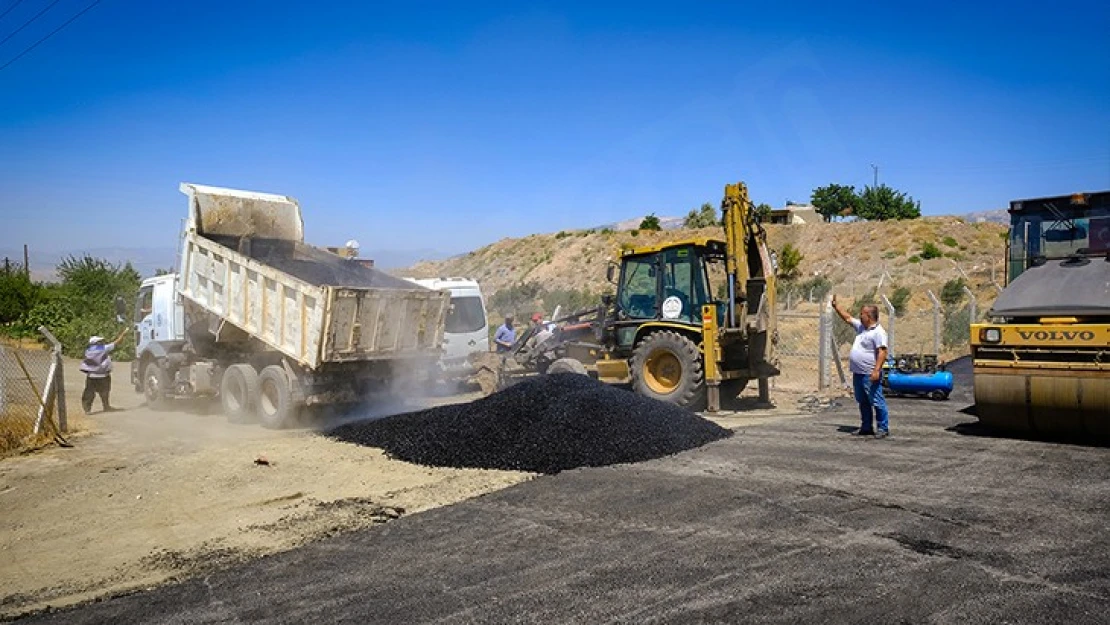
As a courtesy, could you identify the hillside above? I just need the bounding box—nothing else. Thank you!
[400,217,1009,317]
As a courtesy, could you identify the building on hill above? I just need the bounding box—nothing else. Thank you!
[767,204,821,225]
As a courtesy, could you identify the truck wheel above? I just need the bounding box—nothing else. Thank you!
[221,364,259,424]
[631,330,706,410]
[143,361,171,410]
[257,365,298,429]
[547,358,587,375]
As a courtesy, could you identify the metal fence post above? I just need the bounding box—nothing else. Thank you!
[963,286,978,323]
[927,290,941,355]
[880,294,896,355]
[39,326,66,433]
[818,299,829,390]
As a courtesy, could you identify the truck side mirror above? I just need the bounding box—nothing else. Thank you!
[606,262,617,284]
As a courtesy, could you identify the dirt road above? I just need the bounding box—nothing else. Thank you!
[0,361,532,618]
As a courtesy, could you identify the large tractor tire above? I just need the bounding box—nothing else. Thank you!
[257,365,300,430]
[220,364,259,424]
[631,330,706,410]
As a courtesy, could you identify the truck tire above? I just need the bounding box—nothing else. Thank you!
[221,364,259,424]
[631,330,706,410]
[547,358,587,376]
[257,365,298,429]
[143,361,171,410]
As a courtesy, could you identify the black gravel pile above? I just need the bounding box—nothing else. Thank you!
[326,374,732,474]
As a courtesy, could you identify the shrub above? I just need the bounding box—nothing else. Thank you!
[907,255,921,264]
[921,241,942,259]
[941,277,967,308]
[889,286,911,316]
[777,243,804,280]
[630,229,639,237]
[555,231,570,239]
[942,236,958,247]
[943,306,971,348]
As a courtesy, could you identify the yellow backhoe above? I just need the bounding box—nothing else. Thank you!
[497,181,779,411]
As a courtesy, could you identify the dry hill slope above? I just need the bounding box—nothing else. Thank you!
[400,218,1007,316]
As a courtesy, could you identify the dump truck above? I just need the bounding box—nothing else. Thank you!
[971,190,1110,440]
[494,181,779,411]
[129,183,450,428]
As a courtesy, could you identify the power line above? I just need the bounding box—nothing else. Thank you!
[0,0,101,72]
[0,0,63,48]
[0,0,29,22]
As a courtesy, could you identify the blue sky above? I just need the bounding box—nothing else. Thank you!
[1,0,1108,262]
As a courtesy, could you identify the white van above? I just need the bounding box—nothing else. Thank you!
[403,277,489,379]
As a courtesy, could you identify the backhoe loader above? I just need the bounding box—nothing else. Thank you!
[494,181,780,411]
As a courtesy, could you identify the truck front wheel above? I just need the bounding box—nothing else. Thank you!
[143,361,171,410]
[257,365,299,429]
[221,364,259,424]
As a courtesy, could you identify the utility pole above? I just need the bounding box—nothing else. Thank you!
[23,244,29,278]
[870,164,879,188]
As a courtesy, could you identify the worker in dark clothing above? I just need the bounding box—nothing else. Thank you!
[80,328,129,414]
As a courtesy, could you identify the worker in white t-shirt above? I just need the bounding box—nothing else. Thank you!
[832,294,890,438]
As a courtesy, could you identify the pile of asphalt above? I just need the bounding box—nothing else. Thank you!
[326,374,732,474]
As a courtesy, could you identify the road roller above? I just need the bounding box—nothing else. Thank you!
[971,190,1110,440]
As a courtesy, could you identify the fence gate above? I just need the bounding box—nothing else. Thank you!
[0,328,67,453]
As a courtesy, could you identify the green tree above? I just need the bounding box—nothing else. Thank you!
[753,203,773,223]
[777,243,804,281]
[856,184,921,221]
[0,265,39,324]
[2,255,144,357]
[810,184,859,222]
[683,202,719,228]
[639,214,662,231]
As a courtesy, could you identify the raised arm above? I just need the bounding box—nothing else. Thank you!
[831,294,853,324]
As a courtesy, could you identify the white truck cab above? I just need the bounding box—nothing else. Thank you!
[131,274,186,387]
[404,277,489,378]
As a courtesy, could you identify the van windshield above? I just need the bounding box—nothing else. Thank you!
[445,296,486,333]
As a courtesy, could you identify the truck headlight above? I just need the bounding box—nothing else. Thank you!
[979,328,1001,344]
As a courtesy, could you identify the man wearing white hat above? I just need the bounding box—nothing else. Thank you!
[80,327,129,414]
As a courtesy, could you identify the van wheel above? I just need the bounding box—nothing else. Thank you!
[143,362,171,410]
[221,364,259,424]
[257,365,299,429]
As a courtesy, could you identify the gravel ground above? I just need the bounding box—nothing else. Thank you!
[15,363,1110,624]
[327,374,732,474]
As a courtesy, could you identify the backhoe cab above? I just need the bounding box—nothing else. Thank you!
[502,181,779,411]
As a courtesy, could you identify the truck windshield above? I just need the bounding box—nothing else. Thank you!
[445,296,486,333]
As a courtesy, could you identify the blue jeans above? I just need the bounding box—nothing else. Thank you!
[852,373,889,433]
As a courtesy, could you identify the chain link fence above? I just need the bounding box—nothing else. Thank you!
[0,328,67,453]
[773,291,994,394]
[772,305,824,392]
